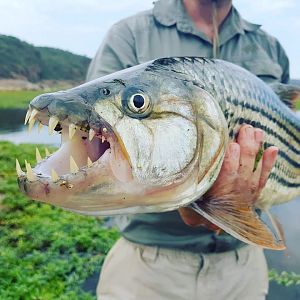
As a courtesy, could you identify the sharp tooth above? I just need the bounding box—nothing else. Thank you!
[87,157,93,167]
[38,122,43,133]
[89,128,96,141]
[51,169,60,182]
[16,159,23,176]
[29,109,38,123]
[36,147,42,163]
[28,118,36,132]
[102,127,107,133]
[48,116,59,135]
[69,124,76,140]
[24,109,31,125]
[101,136,105,143]
[45,148,50,156]
[70,156,79,173]
[25,160,37,181]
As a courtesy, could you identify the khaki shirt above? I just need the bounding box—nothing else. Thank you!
[87,0,289,83]
[87,0,290,253]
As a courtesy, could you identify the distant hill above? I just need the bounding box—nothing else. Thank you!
[0,35,91,82]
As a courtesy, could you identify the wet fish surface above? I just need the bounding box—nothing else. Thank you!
[17,57,300,250]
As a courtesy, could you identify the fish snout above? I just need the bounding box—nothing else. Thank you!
[31,92,93,127]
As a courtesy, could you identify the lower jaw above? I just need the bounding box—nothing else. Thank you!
[20,144,134,205]
[19,154,113,204]
[18,166,198,216]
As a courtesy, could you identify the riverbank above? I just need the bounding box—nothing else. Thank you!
[0,79,80,92]
[0,90,43,109]
[0,141,119,299]
[0,82,77,109]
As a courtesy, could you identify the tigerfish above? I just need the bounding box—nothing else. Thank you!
[17,57,300,250]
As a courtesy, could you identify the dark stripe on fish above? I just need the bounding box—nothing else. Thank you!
[235,118,300,156]
[228,124,300,170]
[228,98,300,143]
[265,142,300,169]
[269,173,300,188]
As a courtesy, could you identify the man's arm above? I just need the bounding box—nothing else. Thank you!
[277,41,290,84]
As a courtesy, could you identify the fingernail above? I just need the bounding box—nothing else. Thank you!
[254,129,263,143]
[272,147,279,157]
[245,125,254,138]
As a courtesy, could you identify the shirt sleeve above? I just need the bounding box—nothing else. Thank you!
[86,21,138,81]
[276,40,290,84]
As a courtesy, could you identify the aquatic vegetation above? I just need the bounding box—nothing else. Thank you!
[269,269,300,287]
[0,141,119,300]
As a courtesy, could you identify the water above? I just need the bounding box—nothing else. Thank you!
[0,108,60,145]
[266,200,300,299]
[1,108,299,297]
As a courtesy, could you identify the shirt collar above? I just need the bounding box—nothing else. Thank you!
[153,0,261,45]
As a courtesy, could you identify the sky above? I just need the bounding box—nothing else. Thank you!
[0,0,299,78]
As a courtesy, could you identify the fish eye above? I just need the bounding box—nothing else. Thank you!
[128,93,150,113]
[101,88,110,96]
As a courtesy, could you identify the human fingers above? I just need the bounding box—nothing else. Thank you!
[248,128,266,196]
[237,125,263,179]
[205,142,240,198]
[249,151,264,202]
[219,142,240,176]
[258,146,278,190]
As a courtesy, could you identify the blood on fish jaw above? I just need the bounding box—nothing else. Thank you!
[17,107,132,195]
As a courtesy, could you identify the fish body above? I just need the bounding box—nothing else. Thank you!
[17,57,300,249]
[175,58,300,209]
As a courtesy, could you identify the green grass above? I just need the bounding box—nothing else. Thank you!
[0,141,119,300]
[0,90,44,109]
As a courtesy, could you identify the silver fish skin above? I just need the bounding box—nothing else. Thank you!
[17,57,300,250]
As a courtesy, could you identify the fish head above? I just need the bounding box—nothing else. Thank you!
[18,58,228,215]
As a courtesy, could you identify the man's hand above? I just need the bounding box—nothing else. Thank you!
[178,125,278,228]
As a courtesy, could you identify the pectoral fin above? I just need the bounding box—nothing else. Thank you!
[190,197,285,250]
[270,82,300,110]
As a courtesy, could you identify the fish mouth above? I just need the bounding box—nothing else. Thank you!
[17,107,132,205]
